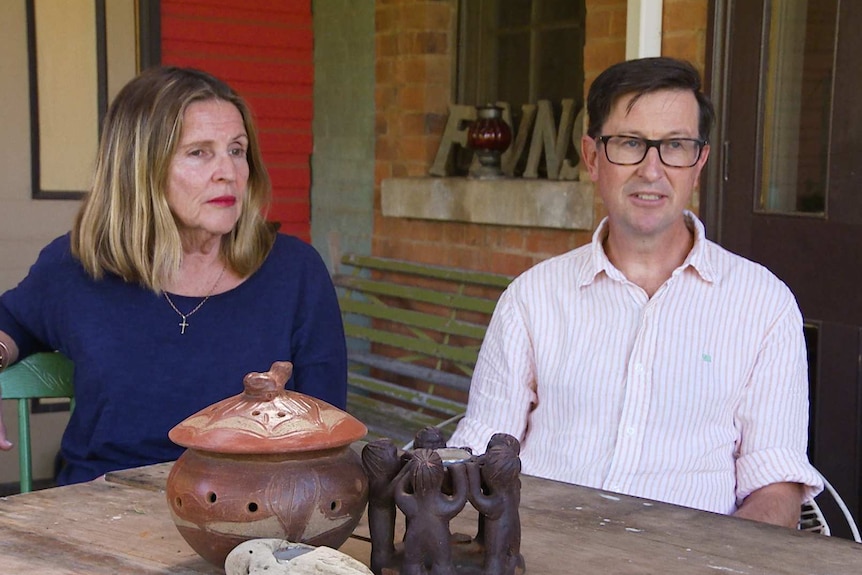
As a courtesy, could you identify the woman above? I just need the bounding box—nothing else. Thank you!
[0,67,347,485]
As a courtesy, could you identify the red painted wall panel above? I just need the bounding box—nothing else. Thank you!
[162,0,310,23]
[160,0,313,241]
[162,20,312,50]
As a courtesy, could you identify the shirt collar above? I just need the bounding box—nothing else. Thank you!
[580,210,718,287]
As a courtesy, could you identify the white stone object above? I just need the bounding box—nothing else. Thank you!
[225,539,373,575]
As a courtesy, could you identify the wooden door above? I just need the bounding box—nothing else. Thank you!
[709,0,862,538]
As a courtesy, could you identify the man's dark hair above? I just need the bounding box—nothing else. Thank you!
[585,57,715,141]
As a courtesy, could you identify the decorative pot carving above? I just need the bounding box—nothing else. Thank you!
[165,361,368,568]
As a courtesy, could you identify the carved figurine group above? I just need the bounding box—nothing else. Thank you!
[361,428,526,575]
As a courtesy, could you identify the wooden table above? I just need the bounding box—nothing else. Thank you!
[0,462,859,574]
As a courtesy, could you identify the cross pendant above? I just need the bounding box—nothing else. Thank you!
[179,317,189,335]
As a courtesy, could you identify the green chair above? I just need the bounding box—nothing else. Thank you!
[0,352,74,493]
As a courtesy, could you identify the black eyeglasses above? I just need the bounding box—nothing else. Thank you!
[597,135,707,168]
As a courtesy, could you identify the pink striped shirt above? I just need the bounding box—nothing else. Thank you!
[449,213,823,514]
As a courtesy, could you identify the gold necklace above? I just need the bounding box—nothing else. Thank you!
[164,265,227,335]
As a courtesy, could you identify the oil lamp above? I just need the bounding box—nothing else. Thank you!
[466,104,512,179]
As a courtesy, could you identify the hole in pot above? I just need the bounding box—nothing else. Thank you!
[248,501,259,513]
[277,411,286,417]
[207,492,217,504]
[330,500,342,512]
[251,410,261,416]
[175,496,183,508]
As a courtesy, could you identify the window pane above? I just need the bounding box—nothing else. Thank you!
[498,0,531,27]
[456,0,585,176]
[460,0,584,111]
[496,31,530,107]
[34,0,99,193]
[537,0,581,22]
[758,0,837,215]
[536,28,582,102]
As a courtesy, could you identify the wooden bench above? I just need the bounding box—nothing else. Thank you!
[332,253,513,447]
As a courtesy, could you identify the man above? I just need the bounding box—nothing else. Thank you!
[448,57,822,528]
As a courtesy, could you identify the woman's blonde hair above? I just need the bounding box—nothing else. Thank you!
[71,66,275,292]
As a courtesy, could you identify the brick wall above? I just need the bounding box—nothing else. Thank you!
[161,0,314,240]
[662,0,709,72]
[373,0,709,276]
[584,0,627,88]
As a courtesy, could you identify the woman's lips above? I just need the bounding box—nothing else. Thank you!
[208,196,236,207]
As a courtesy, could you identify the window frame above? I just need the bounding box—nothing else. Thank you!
[25,0,160,200]
[456,0,586,108]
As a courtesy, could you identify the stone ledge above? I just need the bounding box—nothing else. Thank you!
[380,177,594,230]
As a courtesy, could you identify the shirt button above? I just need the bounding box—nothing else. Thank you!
[634,363,645,374]
[626,427,636,436]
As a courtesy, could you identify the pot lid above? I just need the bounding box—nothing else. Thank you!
[168,361,367,454]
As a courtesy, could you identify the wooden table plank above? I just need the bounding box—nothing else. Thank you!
[1,462,860,574]
[108,463,862,574]
[0,480,217,574]
[515,479,861,574]
[0,466,371,574]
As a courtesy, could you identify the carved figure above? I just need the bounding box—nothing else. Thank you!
[472,433,521,549]
[413,426,447,450]
[467,442,524,575]
[487,432,521,455]
[395,449,468,575]
[361,439,405,575]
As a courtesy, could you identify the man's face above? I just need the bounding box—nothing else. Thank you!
[581,89,710,241]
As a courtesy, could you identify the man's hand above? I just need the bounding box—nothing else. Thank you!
[733,482,804,528]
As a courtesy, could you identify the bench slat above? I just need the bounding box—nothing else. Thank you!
[348,351,471,393]
[334,275,498,315]
[347,392,446,446]
[348,372,465,418]
[337,253,513,443]
[339,298,488,340]
[341,253,512,289]
[344,323,480,366]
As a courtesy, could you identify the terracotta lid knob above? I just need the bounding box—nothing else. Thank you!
[241,361,293,400]
[168,361,366,454]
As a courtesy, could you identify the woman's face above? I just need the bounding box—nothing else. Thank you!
[166,99,249,247]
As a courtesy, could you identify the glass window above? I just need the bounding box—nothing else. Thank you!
[456,0,586,177]
[757,0,838,215]
[457,0,585,109]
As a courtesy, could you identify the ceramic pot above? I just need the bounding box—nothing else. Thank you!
[165,361,368,568]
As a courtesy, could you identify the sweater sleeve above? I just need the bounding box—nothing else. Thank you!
[0,235,71,359]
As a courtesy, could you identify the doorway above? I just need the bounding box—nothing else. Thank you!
[707,0,862,538]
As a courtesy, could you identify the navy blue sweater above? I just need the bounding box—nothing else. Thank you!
[0,234,347,484]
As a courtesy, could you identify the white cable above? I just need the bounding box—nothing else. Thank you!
[822,475,861,543]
